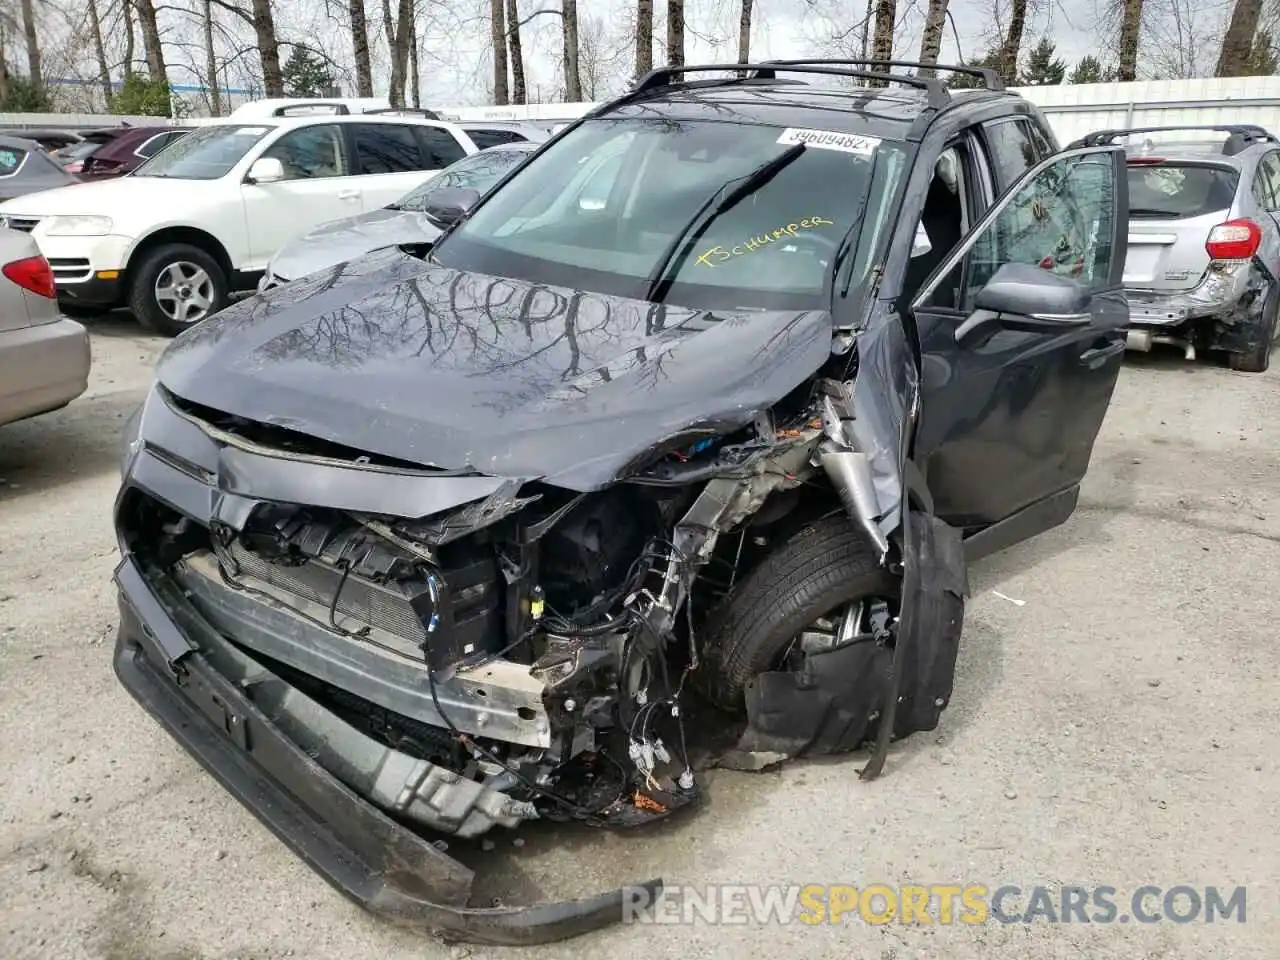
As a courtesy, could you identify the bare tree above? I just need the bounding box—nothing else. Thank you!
[1143,0,1227,79]
[506,0,526,104]
[123,0,136,77]
[918,0,949,75]
[348,0,373,96]
[250,0,284,95]
[409,15,420,108]
[636,0,653,78]
[380,0,412,106]
[86,0,113,105]
[209,0,283,94]
[1217,0,1263,76]
[997,0,1027,84]
[490,0,509,103]
[579,11,624,98]
[870,0,896,79]
[738,0,753,62]
[563,0,581,100]
[133,0,168,81]
[667,0,685,66]
[20,0,41,91]
[202,0,222,114]
[1117,0,1144,80]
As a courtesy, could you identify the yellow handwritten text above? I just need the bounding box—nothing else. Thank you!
[695,216,835,267]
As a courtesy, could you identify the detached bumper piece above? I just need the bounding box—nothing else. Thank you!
[112,556,661,946]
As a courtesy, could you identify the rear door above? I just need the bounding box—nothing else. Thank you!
[1124,159,1239,292]
[348,122,470,212]
[910,145,1129,540]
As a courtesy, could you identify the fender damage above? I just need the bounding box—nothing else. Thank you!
[113,256,969,944]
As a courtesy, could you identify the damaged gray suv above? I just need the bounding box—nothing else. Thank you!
[113,60,1130,945]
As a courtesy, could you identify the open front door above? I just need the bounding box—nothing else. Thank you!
[907,145,1129,555]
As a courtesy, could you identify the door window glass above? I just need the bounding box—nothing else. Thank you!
[1025,120,1055,161]
[926,150,1120,310]
[415,127,467,168]
[983,119,1041,191]
[352,123,423,174]
[0,146,28,176]
[397,149,529,210]
[467,128,527,149]
[261,124,349,180]
[1259,154,1280,211]
[135,135,165,159]
[1129,163,1238,219]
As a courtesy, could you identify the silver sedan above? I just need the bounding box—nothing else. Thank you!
[0,227,90,427]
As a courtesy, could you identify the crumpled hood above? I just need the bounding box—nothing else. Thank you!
[268,207,443,282]
[155,248,833,491]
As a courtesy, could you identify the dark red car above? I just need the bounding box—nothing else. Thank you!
[67,126,191,179]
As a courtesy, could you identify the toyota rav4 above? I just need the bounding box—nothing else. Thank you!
[112,61,1130,944]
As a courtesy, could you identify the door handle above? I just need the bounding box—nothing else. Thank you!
[1079,339,1125,367]
[337,189,360,200]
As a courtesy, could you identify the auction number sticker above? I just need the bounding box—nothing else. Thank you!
[776,128,881,155]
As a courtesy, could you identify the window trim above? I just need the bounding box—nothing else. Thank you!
[911,144,1127,312]
[980,116,1046,194]
[1256,151,1280,212]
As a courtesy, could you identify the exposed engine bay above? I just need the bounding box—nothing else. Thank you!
[117,372,960,842]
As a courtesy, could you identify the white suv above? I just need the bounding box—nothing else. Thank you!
[0,111,479,335]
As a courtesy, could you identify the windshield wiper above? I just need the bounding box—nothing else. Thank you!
[1128,208,1179,218]
[643,143,806,303]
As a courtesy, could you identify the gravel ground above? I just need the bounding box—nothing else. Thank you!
[1,316,1277,960]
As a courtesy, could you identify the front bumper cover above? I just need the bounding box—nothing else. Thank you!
[112,555,661,945]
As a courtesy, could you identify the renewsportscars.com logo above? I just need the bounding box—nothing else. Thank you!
[621,883,1248,926]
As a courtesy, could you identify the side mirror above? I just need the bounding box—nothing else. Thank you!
[956,262,1092,345]
[423,185,481,226]
[246,157,284,184]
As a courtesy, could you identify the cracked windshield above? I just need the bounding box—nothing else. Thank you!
[433,116,906,310]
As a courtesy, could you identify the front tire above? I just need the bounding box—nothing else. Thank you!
[697,522,899,712]
[128,243,228,337]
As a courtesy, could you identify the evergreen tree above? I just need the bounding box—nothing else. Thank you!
[110,75,172,117]
[949,48,1003,88]
[1020,37,1066,85]
[1068,55,1117,84]
[0,72,52,112]
[281,47,335,98]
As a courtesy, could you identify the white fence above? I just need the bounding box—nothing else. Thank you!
[8,76,1280,144]
[1013,77,1280,145]
[434,76,1280,146]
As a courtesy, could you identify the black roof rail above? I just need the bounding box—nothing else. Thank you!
[363,107,442,120]
[630,62,951,109]
[1068,124,1279,153]
[269,101,351,116]
[763,58,1004,91]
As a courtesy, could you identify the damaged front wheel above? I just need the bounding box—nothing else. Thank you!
[697,522,898,711]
